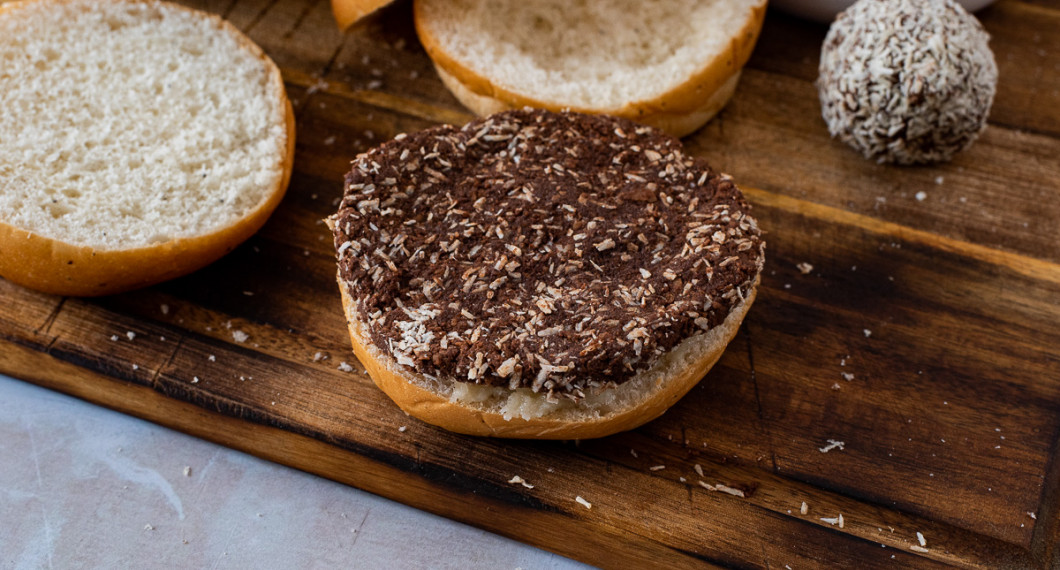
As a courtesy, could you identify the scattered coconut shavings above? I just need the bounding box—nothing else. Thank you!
[630,449,638,458]
[915,191,928,201]
[911,545,930,553]
[160,304,170,315]
[841,372,855,381]
[313,352,327,362]
[398,426,407,433]
[839,513,845,528]
[796,262,813,275]
[800,501,808,515]
[575,496,592,509]
[821,516,840,525]
[819,439,846,453]
[110,335,119,341]
[917,531,927,547]
[698,481,715,491]
[132,364,139,370]
[126,331,136,341]
[337,362,354,372]
[694,464,704,477]
[508,476,534,489]
[863,329,872,338]
[649,465,666,471]
[716,485,745,498]
[208,355,216,362]
[191,377,200,384]
[232,330,249,343]
[1028,512,1037,520]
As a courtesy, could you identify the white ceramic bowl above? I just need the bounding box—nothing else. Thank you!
[771,0,998,23]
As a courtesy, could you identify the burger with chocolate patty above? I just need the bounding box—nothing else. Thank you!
[329,109,764,439]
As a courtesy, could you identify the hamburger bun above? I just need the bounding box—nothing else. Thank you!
[413,0,767,137]
[330,109,764,439]
[0,0,294,296]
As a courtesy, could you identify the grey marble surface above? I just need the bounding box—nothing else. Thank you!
[0,374,586,569]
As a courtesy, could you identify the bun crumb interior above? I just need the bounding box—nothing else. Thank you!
[414,0,767,137]
[0,0,293,296]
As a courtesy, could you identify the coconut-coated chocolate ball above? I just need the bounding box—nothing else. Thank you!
[818,0,998,164]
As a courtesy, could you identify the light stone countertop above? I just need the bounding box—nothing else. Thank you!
[0,374,587,569]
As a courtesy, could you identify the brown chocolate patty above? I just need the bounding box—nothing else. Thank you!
[332,109,764,397]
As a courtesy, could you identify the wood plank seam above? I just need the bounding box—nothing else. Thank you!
[743,325,779,474]
[742,186,1060,284]
[32,296,65,336]
[239,0,283,36]
[1028,416,1060,568]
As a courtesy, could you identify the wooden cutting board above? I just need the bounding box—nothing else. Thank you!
[2,1,1058,567]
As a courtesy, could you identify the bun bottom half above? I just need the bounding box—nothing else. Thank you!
[338,274,758,440]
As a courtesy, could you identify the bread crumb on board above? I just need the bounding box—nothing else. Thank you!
[232,330,249,343]
[337,362,354,372]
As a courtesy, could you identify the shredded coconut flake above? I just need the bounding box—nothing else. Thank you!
[508,475,534,489]
[232,330,249,343]
[819,439,845,453]
[575,496,591,509]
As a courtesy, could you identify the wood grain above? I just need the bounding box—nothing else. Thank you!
[2,0,1059,568]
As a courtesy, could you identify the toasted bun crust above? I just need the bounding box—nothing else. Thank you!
[330,0,396,30]
[0,0,295,297]
[413,0,766,137]
[339,275,758,439]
